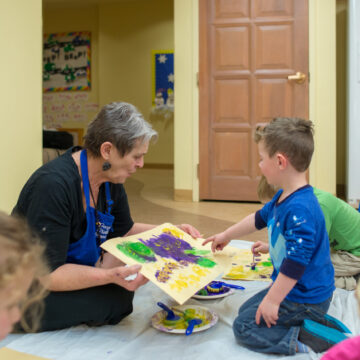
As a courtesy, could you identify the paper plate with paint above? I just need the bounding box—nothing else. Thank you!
[151,305,218,334]
[192,281,235,300]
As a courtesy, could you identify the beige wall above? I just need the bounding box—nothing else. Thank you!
[309,0,337,194]
[1,0,339,211]
[44,0,174,165]
[174,0,199,199]
[0,0,43,213]
[175,0,338,200]
[98,0,174,165]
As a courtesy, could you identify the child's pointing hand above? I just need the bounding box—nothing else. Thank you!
[202,232,230,252]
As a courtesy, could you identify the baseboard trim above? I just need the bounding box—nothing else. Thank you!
[143,163,174,169]
[174,189,193,202]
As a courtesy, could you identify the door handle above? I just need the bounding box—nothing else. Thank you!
[287,71,306,84]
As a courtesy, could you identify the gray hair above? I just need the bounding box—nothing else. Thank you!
[84,102,158,157]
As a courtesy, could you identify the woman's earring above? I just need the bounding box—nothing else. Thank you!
[102,162,111,171]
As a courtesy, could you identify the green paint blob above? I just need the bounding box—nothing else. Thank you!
[184,249,210,256]
[128,242,154,257]
[261,261,272,267]
[116,242,155,263]
[196,257,216,268]
[197,288,208,296]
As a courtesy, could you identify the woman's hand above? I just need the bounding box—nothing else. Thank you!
[251,241,269,256]
[202,232,230,252]
[177,224,202,238]
[108,264,148,291]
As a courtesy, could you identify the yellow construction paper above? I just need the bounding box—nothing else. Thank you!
[222,248,273,281]
[101,223,237,304]
[0,348,49,360]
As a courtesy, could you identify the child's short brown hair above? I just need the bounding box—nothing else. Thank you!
[254,117,314,172]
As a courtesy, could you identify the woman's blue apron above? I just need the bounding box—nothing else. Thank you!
[66,149,115,266]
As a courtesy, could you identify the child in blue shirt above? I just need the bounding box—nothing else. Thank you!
[258,175,360,290]
[203,118,348,355]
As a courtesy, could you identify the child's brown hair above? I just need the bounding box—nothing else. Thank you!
[0,211,48,332]
[257,175,278,203]
[254,117,314,172]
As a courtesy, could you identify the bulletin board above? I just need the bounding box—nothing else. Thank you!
[43,31,91,92]
[152,50,174,106]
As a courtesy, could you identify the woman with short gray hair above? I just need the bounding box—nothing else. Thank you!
[84,102,158,157]
[13,102,200,331]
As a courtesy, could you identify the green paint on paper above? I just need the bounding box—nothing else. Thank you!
[116,242,156,263]
[196,257,216,268]
[129,242,154,257]
[260,261,272,267]
[184,249,210,256]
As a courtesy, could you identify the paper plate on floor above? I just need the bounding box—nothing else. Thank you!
[192,287,235,300]
[151,305,218,334]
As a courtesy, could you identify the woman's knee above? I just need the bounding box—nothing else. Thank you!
[107,286,134,323]
[92,284,135,325]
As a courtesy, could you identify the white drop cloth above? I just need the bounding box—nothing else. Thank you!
[1,241,358,360]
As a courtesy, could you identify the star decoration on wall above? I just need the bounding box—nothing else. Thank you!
[158,54,167,63]
[168,73,174,83]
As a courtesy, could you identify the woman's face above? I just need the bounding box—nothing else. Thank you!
[107,140,149,183]
[0,273,32,340]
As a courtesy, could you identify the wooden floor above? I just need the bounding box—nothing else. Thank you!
[124,169,268,243]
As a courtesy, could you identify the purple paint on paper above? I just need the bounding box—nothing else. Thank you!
[155,262,179,282]
[139,232,200,263]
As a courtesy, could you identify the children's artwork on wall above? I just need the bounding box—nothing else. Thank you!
[222,249,273,281]
[43,32,91,92]
[42,92,98,129]
[101,223,237,304]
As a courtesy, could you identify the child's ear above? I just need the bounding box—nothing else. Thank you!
[277,153,288,169]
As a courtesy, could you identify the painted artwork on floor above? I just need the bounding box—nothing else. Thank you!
[222,249,273,281]
[101,223,237,304]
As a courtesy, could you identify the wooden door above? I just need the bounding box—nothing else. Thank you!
[199,0,309,201]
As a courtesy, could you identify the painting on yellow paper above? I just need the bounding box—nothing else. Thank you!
[222,249,273,281]
[101,223,235,304]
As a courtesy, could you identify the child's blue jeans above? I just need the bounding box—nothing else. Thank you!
[233,287,332,355]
